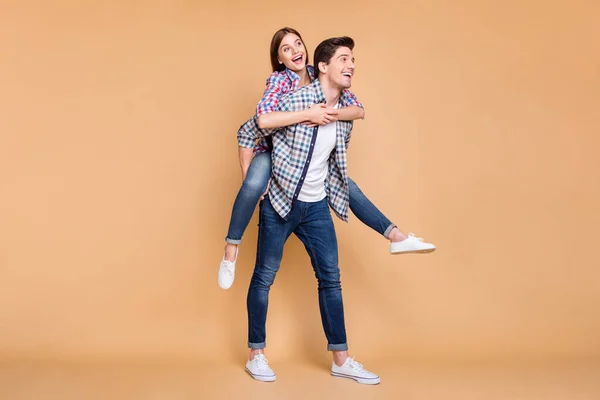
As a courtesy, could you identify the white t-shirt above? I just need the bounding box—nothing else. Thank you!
[298,104,339,202]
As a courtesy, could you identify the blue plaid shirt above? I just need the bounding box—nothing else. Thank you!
[237,66,362,155]
[237,79,354,221]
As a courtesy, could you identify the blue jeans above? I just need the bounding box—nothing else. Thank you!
[247,196,348,351]
[225,151,396,244]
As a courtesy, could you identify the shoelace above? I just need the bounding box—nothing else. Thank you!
[408,232,424,242]
[346,357,365,372]
[253,354,269,371]
[221,248,238,276]
[220,259,235,276]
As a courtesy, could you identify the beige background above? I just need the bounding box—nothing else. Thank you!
[1,0,599,368]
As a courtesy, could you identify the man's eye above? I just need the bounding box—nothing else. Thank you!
[284,48,289,52]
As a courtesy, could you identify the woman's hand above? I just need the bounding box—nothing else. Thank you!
[260,179,271,200]
[304,104,339,127]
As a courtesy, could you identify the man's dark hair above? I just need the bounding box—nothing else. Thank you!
[313,36,355,79]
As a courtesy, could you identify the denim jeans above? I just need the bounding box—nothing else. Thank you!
[247,196,348,351]
[225,151,396,244]
[225,152,272,244]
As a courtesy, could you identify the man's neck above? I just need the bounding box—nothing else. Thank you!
[319,78,342,108]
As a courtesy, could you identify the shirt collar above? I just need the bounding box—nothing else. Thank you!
[287,67,349,107]
[310,78,326,105]
[285,65,316,87]
[311,78,352,108]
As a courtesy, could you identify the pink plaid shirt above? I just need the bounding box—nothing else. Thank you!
[245,65,362,154]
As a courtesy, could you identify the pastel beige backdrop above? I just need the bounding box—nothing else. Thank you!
[1,0,599,365]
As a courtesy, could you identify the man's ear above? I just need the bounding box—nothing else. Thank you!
[318,61,328,75]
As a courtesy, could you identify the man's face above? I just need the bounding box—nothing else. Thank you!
[321,46,355,89]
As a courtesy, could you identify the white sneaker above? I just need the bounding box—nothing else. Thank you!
[245,354,276,382]
[390,232,436,254]
[218,248,238,289]
[331,356,380,385]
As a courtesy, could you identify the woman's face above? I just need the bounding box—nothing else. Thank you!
[277,33,307,72]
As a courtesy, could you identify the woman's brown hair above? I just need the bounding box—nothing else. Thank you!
[269,27,310,73]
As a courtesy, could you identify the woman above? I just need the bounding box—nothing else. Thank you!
[218,28,435,290]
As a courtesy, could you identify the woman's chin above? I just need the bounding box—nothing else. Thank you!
[286,64,305,72]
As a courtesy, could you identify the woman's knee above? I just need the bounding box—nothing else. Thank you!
[244,153,271,193]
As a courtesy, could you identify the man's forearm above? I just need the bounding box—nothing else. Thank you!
[239,147,254,179]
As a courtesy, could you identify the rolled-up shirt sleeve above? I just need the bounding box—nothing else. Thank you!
[256,73,285,116]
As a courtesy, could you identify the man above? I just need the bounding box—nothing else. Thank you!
[237,37,380,385]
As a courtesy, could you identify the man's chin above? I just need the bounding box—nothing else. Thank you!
[330,78,352,90]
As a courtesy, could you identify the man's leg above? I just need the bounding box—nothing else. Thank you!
[293,199,348,352]
[245,196,297,382]
[246,196,296,352]
[294,198,380,385]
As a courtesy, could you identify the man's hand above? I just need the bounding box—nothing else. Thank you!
[303,104,339,127]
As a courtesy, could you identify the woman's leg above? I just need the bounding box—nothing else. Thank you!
[347,177,406,241]
[347,177,436,254]
[224,151,271,260]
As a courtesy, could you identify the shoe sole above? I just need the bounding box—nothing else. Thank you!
[245,367,276,382]
[218,271,234,289]
[218,278,234,290]
[331,371,380,385]
[391,248,436,255]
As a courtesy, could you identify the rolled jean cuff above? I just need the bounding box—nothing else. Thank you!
[248,341,266,349]
[383,223,397,239]
[226,237,242,245]
[328,343,348,351]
